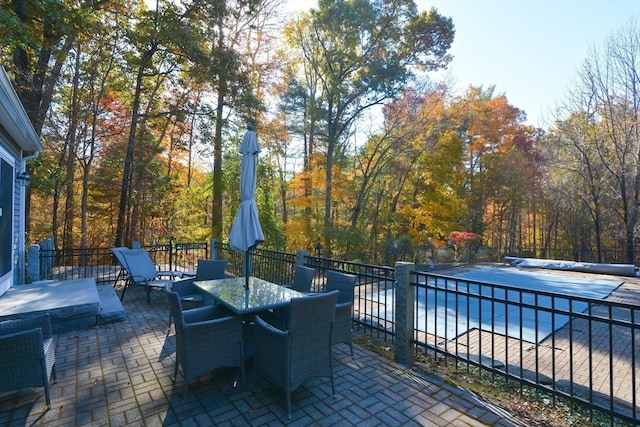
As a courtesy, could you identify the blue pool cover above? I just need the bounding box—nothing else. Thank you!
[367,267,623,343]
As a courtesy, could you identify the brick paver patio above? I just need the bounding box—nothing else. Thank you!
[0,285,527,426]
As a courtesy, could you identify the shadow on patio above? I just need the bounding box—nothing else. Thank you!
[0,285,525,426]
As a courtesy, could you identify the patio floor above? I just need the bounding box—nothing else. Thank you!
[0,285,526,426]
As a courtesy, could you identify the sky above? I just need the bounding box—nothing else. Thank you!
[286,0,639,127]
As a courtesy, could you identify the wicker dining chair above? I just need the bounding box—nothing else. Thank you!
[271,265,317,327]
[326,270,357,356]
[288,265,315,293]
[166,289,244,401]
[0,314,57,408]
[167,259,228,327]
[195,259,228,281]
[253,290,339,420]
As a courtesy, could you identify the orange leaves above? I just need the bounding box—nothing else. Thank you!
[456,87,526,163]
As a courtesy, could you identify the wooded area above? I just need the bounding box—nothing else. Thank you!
[1,0,638,265]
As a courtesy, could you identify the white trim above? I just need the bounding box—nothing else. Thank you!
[0,142,10,159]
[0,67,41,153]
[0,272,10,297]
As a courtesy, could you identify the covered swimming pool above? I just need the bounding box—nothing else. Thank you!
[367,266,624,343]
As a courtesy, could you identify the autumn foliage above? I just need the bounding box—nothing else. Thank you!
[2,1,638,265]
[449,231,481,262]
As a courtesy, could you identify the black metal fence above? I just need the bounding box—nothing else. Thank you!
[214,241,397,338]
[411,271,639,425]
[305,257,396,339]
[224,245,297,286]
[35,240,208,285]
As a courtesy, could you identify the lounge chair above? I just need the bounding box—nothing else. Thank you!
[111,247,184,304]
[111,246,132,289]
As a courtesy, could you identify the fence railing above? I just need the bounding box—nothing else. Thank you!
[29,239,639,424]
[214,242,297,286]
[213,241,397,339]
[30,239,208,284]
[305,257,396,339]
[405,269,639,425]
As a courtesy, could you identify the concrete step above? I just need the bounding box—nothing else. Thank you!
[97,284,126,325]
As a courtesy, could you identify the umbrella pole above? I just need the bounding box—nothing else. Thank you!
[245,250,250,289]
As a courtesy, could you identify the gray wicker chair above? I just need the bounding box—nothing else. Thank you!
[272,265,317,326]
[254,290,339,420]
[288,265,315,293]
[326,270,357,356]
[167,260,229,329]
[166,259,228,326]
[195,259,228,281]
[166,289,244,401]
[0,314,57,408]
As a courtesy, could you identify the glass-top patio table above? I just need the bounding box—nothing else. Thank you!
[194,276,305,315]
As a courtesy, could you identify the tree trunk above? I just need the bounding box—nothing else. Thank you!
[212,84,225,241]
[211,14,226,241]
[63,44,81,253]
[115,49,153,247]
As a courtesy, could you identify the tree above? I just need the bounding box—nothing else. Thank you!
[450,86,528,235]
[550,112,609,262]
[449,230,480,262]
[113,0,213,247]
[356,85,460,258]
[0,0,118,134]
[482,132,543,256]
[192,0,271,241]
[285,0,454,254]
[554,18,640,263]
[1,0,121,238]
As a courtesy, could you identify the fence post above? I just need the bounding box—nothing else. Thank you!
[42,237,53,279]
[394,261,414,367]
[210,238,218,260]
[26,244,40,284]
[169,239,174,271]
[296,249,310,266]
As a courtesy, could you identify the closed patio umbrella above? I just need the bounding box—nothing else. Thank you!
[229,124,264,289]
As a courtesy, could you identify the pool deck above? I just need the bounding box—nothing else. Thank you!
[0,284,526,426]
